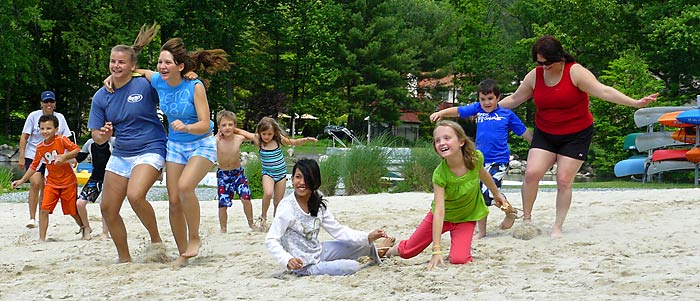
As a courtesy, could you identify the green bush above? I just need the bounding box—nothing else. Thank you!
[319,153,344,196]
[243,154,263,199]
[396,145,441,193]
[343,135,390,195]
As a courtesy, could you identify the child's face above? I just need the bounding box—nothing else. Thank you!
[433,125,464,159]
[39,121,58,141]
[259,128,275,143]
[292,169,311,198]
[478,92,500,113]
[218,118,236,137]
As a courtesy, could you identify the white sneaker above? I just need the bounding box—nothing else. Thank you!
[26,219,36,228]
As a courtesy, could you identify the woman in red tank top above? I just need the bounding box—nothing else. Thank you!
[499,35,659,238]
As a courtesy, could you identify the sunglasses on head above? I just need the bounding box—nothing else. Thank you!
[536,60,556,66]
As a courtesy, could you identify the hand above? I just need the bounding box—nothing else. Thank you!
[429,112,442,122]
[18,160,25,170]
[367,228,388,243]
[104,75,115,93]
[11,180,23,189]
[99,122,114,137]
[426,254,445,271]
[287,258,303,270]
[305,137,318,143]
[55,154,68,164]
[184,71,199,80]
[494,194,508,209]
[635,93,659,108]
[171,120,188,132]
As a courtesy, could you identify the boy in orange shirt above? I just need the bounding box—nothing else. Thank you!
[12,114,84,241]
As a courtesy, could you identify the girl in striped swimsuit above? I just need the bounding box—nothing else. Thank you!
[238,117,317,231]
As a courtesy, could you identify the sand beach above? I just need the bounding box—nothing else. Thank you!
[0,188,699,300]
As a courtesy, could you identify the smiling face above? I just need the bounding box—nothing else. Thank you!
[157,50,183,82]
[478,91,499,113]
[292,168,311,199]
[109,50,135,81]
[39,120,58,142]
[433,125,465,159]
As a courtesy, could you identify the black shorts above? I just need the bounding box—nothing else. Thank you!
[24,157,45,174]
[531,125,593,161]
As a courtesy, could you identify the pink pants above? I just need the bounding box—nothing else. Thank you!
[397,211,475,264]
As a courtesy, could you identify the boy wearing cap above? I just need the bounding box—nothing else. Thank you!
[18,90,72,228]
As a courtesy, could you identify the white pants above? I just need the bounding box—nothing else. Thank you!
[294,240,381,276]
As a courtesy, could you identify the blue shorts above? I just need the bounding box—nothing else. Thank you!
[166,135,217,165]
[106,153,165,179]
[79,179,103,203]
[217,167,251,208]
[480,162,508,206]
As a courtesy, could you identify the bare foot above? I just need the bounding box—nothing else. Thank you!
[82,227,93,240]
[256,217,268,232]
[172,256,189,267]
[377,237,396,258]
[181,238,201,258]
[474,231,486,240]
[220,228,227,234]
[550,225,563,239]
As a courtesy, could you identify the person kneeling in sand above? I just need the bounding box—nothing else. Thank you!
[265,159,395,276]
[384,120,506,270]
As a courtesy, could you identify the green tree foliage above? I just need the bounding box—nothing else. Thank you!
[590,50,665,176]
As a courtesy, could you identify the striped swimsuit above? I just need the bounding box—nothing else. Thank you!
[260,146,287,182]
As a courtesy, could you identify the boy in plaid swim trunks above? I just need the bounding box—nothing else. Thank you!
[216,110,257,233]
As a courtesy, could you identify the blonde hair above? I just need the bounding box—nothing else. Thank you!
[256,117,286,146]
[160,38,230,88]
[433,120,478,170]
[216,110,237,126]
[111,22,160,64]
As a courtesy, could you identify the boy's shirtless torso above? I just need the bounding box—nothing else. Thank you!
[217,133,246,170]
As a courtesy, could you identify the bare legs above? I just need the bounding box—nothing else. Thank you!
[100,166,162,263]
[167,157,212,265]
[218,198,256,233]
[521,148,583,238]
[27,172,44,226]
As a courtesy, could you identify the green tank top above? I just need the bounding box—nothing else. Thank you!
[431,151,489,222]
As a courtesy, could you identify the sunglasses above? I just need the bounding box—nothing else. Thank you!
[536,60,556,66]
[41,99,56,103]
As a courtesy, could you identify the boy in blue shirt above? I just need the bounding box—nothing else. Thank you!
[430,78,532,238]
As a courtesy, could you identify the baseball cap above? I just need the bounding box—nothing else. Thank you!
[41,91,56,102]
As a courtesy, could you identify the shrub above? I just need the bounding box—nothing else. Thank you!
[396,145,441,193]
[343,135,390,195]
[319,153,344,196]
[243,154,263,199]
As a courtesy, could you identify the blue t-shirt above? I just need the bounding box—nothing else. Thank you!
[458,103,527,163]
[151,73,213,143]
[88,77,167,158]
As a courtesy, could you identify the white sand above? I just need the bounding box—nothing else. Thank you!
[1,189,699,300]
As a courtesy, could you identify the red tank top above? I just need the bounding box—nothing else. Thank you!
[533,62,593,135]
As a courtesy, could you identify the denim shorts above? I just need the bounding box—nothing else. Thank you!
[106,153,165,179]
[166,135,217,165]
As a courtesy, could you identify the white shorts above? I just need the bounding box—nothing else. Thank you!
[106,153,165,179]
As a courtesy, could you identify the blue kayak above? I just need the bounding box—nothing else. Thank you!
[614,155,647,177]
[676,109,700,125]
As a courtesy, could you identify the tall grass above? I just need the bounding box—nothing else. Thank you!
[0,166,13,193]
[243,154,263,199]
[343,135,391,195]
[319,153,344,196]
[396,144,441,193]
